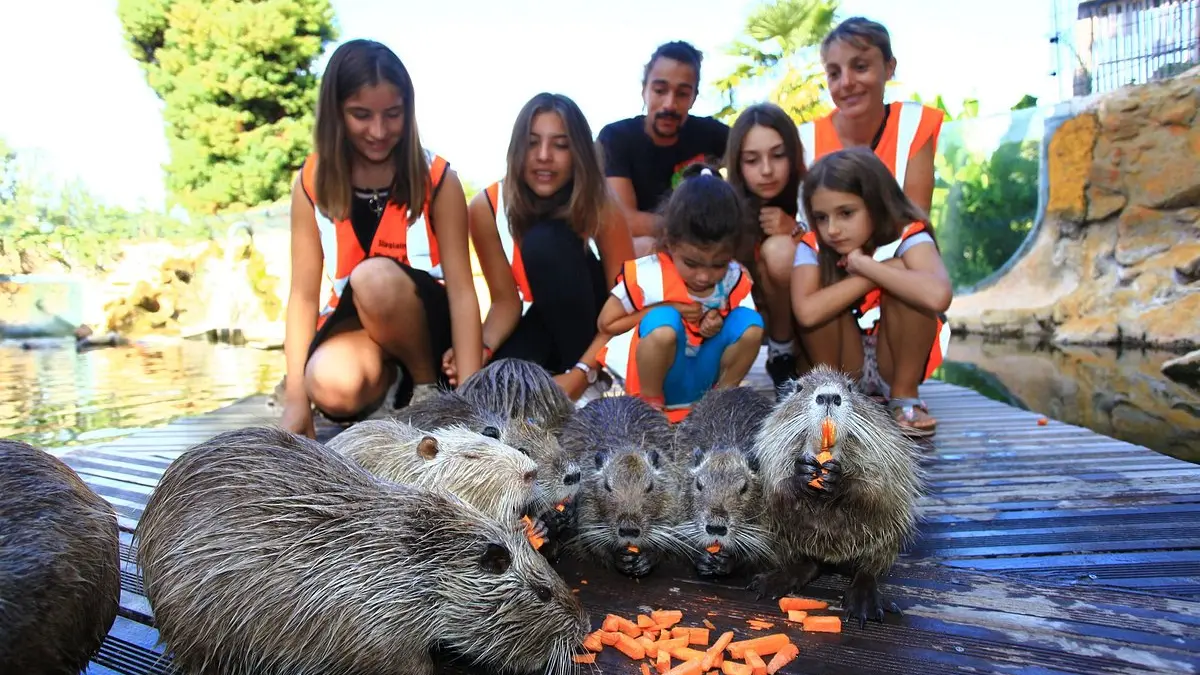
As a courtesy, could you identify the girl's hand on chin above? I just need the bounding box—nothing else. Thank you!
[842,248,871,275]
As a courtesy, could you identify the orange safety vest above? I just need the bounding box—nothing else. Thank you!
[798,101,943,192]
[598,252,755,422]
[797,222,951,380]
[300,150,448,330]
[482,178,604,317]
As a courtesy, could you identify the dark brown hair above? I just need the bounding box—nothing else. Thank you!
[642,41,703,88]
[502,93,609,243]
[800,147,933,288]
[820,16,895,64]
[655,162,746,254]
[724,102,806,221]
[313,39,429,223]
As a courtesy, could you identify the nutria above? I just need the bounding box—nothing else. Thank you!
[327,416,538,524]
[136,425,589,675]
[673,386,776,577]
[0,439,120,675]
[397,390,580,544]
[559,395,685,578]
[458,357,576,430]
[750,365,925,627]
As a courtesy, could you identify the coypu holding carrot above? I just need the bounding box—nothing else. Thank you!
[673,386,777,577]
[328,415,539,525]
[751,364,925,627]
[560,395,686,578]
[0,439,120,675]
[136,426,590,675]
[391,389,578,553]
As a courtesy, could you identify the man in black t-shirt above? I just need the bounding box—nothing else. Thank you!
[597,40,730,256]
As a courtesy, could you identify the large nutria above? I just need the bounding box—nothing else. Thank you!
[458,357,576,430]
[560,395,685,577]
[751,365,925,627]
[0,439,120,675]
[397,389,581,543]
[136,426,589,675]
[673,386,776,577]
[327,416,538,524]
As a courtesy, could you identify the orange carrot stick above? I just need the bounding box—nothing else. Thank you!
[656,649,671,673]
[639,635,658,658]
[638,614,656,628]
[703,618,717,630]
[821,417,837,448]
[582,632,604,652]
[745,649,768,675]
[726,634,792,659]
[765,643,799,673]
[641,663,652,675]
[701,631,735,670]
[573,653,596,663]
[747,619,774,630]
[786,610,807,622]
[628,545,640,553]
[721,662,754,675]
[655,637,688,652]
[651,609,683,625]
[599,630,621,646]
[663,659,704,675]
[605,613,641,637]
[802,615,842,633]
[670,646,708,662]
[615,632,646,660]
[778,597,829,612]
[706,544,721,553]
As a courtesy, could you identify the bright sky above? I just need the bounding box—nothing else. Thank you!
[0,0,1067,213]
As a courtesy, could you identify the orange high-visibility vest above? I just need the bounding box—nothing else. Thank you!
[300,150,448,330]
[482,178,604,317]
[598,252,755,422]
[797,221,950,380]
[798,101,943,191]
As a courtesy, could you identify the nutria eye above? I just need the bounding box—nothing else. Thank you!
[695,478,704,492]
[462,452,482,460]
[645,480,654,494]
[534,585,552,602]
[739,481,748,495]
[518,447,531,457]
[604,479,613,492]
[563,471,581,485]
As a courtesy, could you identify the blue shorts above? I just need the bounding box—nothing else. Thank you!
[637,305,763,407]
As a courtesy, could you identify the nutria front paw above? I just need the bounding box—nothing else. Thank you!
[748,569,800,599]
[818,458,843,495]
[695,547,734,577]
[527,517,550,541]
[616,547,654,578]
[543,502,575,536]
[843,572,890,629]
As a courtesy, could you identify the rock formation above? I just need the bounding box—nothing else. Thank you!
[947,68,1200,351]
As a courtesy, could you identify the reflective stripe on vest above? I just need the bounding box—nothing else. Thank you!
[598,253,755,402]
[798,101,943,191]
[485,178,603,317]
[301,149,448,329]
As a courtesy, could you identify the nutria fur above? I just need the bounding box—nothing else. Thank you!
[327,416,538,524]
[136,426,589,675]
[0,439,120,675]
[559,395,685,577]
[397,390,580,541]
[673,387,776,577]
[751,365,925,626]
[458,357,576,430]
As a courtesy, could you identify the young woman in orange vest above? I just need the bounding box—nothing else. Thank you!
[278,39,482,438]
[798,16,944,215]
[597,164,764,423]
[791,148,952,437]
[458,92,634,400]
[724,102,808,398]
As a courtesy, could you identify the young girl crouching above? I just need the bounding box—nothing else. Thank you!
[597,164,765,422]
[791,147,952,437]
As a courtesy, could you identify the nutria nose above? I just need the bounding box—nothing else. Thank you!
[705,524,728,536]
[816,393,842,407]
[618,526,641,538]
[523,469,537,483]
[563,471,581,485]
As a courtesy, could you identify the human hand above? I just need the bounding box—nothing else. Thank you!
[699,309,723,338]
[759,207,797,237]
[672,301,705,324]
[279,399,315,439]
[841,248,872,276]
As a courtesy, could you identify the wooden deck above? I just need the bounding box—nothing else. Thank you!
[63,364,1200,675]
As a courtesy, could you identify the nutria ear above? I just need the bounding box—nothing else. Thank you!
[417,436,439,460]
[746,452,761,474]
[479,542,512,574]
[778,378,802,399]
[691,447,704,466]
[481,426,501,440]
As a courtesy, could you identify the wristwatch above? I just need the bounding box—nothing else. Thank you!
[573,361,598,384]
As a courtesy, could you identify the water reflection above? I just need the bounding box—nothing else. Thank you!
[936,335,1200,464]
[0,339,285,452]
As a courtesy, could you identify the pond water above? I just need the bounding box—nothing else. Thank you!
[3,335,1197,464]
[0,338,285,454]
[935,335,1200,464]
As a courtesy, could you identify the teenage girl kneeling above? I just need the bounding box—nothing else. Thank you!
[597,164,765,422]
[791,147,953,437]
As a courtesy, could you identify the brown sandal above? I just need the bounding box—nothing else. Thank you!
[888,398,937,438]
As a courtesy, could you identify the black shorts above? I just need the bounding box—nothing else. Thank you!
[306,258,452,421]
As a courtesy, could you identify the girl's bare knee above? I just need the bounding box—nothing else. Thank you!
[759,234,796,286]
[305,344,386,415]
[349,258,414,309]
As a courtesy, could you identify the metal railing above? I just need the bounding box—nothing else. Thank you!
[1071,0,1199,95]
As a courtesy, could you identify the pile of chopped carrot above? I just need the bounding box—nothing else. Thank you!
[573,596,842,673]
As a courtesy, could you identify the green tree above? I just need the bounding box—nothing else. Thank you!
[712,0,839,125]
[117,0,338,215]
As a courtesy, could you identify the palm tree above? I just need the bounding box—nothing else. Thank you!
[712,0,840,125]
